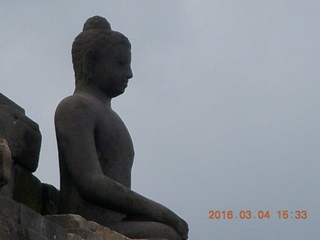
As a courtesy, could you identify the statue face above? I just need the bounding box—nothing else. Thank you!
[92,44,133,98]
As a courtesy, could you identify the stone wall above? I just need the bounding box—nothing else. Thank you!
[0,195,67,240]
[0,196,155,240]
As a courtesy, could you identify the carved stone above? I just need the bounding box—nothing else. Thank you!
[0,93,41,172]
[0,93,24,114]
[46,214,166,240]
[0,196,68,240]
[13,165,43,213]
[41,183,60,215]
[0,139,12,187]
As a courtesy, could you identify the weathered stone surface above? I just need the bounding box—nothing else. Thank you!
[41,183,59,215]
[0,216,20,240]
[0,93,25,114]
[68,233,83,240]
[0,215,48,240]
[0,102,41,172]
[0,172,14,198]
[87,220,131,240]
[17,226,48,240]
[19,203,44,234]
[0,189,66,240]
[0,196,20,223]
[45,214,168,240]
[0,196,165,240]
[0,139,12,188]
[42,217,68,240]
[0,163,59,216]
[68,228,103,240]
[13,165,43,212]
[0,197,68,240]
[46,214,89,230]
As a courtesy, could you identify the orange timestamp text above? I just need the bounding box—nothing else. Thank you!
[208,210,307,219]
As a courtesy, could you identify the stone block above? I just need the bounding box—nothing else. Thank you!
[0,175,14,198]
[0,215,20,240]
[19,203,44,234]
[0,139,12,188]
[0,104,41,172]
[47,214,132,240]
[46,214,89,230]
[42,217,68,240]
[0,196,20,223]
[0,161,15,198]
[0,93,24,114]
[67,233,83,240]
[68,228,103,240]
[41,183,60,215]
[0,214,50,240]
[17,226,48,240]
[87,220,130,240]
[13,165,43,212]
[0,215,48,240]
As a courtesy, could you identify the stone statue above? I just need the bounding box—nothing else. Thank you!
[55,16,188,240]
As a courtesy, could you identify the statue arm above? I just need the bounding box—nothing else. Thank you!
[54,97,188,239]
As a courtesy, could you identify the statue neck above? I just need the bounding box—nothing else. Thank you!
[74,82,112,106]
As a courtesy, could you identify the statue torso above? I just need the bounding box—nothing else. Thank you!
[94,101,134,188]
[56,93,134,222]
[74,92,135,187]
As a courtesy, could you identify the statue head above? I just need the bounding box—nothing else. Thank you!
[72,16,131,87]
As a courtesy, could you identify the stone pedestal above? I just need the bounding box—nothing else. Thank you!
[0,196,67,240]
[46,214,166,240]
[0,196,167,240]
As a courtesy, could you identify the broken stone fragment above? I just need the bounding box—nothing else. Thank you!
[0,93,41,172]
[0,139,12,188]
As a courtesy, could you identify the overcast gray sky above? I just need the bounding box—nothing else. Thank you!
[1,1,320,239]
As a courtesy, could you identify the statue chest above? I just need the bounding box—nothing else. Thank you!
[94,110,134,185]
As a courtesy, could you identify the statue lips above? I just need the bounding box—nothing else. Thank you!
[122,79,128,88]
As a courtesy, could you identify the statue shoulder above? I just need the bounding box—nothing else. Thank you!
[55,95,97,125]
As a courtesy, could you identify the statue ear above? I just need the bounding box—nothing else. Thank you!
[83,49,94,81]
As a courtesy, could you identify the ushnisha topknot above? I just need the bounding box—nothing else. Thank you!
[83,16,111,31]
[72,16,130,83]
